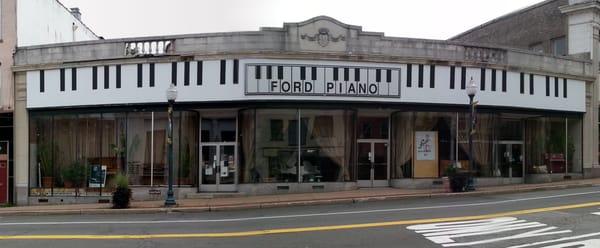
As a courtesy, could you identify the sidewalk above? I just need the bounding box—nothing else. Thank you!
[1,178,599,216]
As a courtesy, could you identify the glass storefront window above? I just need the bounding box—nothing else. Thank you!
[254,109,299,183]
[458,113,496,177]
[179,112,199,186]
[391,112,413,179]
[76,113,102,196]
[126,112,153,186]
[358,117,388,139]
[567,117,583,173]
[525,117,567,174]
[29,110,199,196]
[243,108,355,183]
[300,110,354,182]
[493,117,524,178]
[100,113,127,191]
[416,112,454,178]
[201,118,236,142]
[29,115,53,196]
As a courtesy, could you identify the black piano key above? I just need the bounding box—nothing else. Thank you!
[386,69,392,83]
[220,60,226,84]
[344,68,349,81]
[277,66,283,80]
[255,65,261,80]
[333,67,339,81]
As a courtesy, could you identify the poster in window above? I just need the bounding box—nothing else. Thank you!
[89,165,107,188]
[415,131,436,161]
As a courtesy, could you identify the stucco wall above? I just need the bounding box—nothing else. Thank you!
[451,0,568,55]
[16,0,98,47]
[0,0,17,112]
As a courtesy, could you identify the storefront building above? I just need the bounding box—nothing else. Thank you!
[11,10,600,204]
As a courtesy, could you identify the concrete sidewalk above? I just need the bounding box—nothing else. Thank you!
[1,178,599,216]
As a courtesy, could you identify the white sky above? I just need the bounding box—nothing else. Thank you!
[58,0,543,40]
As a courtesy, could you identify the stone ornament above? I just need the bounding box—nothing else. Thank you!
[301,28,345,47]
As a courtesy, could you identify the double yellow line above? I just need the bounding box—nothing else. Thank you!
[1,201,600,240]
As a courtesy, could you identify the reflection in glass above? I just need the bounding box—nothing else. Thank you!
[358,117,388,139]
[29,115,53,196]
[29,110,199,196]
[255,109,298,183]
[391,112,414,179]
[567,117,582,173]
[201,118,236,142]
[126,112,153,186]
[525,117,566,174]
[300,110,354,182]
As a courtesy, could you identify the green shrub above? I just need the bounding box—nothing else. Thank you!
[112,173,131,209]
[114,173,129,189]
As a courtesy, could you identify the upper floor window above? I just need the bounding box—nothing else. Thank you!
[552,36,567,56]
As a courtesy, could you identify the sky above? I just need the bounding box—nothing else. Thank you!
[58,0,543,40]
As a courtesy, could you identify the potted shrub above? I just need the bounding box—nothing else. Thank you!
[112,173,131,209]
[446,164,467,192]
[38,143,54,188]
[61,161,86,189]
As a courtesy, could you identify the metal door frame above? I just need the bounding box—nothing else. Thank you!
[198,114,238,192]
[199,142,237,192]
[357,139,389,187]
[496,140,525,178]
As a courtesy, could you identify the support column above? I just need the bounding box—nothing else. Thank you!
[561,0,600,177]
[13,73,28,205]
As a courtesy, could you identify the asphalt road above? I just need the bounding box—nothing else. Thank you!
[1,186,600,248]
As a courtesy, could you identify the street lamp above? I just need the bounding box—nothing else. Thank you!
[466,77,478,191]
[165,83,177,206]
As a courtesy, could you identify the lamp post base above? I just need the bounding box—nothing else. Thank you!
[164,195,177,207]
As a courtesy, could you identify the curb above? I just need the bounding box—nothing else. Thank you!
[0,182,596,216]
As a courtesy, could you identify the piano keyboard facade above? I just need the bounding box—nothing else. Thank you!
[26,58,585,113]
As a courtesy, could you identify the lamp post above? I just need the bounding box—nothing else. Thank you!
[466,77,478,191]
[165,83,177,206]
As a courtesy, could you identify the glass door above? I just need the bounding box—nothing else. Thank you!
[200,143,237,192]
[497,142,524,178]
[357,141,389,187]
[357,142,372,182]
[201,146,218,185]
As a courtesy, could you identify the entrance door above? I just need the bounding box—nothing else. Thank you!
[497,142,524,178]
[357,141,388,187]
[200,143,236,192]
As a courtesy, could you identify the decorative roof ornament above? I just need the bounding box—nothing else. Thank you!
[301,28,345,47]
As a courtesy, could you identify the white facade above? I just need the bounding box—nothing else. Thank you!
[16,0,97,46]
[26,59,586,113]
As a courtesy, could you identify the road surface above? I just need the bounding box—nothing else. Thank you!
[1,186,600,247]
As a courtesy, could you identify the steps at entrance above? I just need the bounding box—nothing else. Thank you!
[185,192,247,199]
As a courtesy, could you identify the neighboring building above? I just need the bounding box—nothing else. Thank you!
[451,0,569,56]
[0,0,97,204]
[451,0,600,179]
[9,0,600,205]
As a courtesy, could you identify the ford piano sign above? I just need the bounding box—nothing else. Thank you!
[245,63,401,98]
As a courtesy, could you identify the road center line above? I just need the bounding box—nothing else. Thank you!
[0,190,599,226]
[0,201,599,240]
